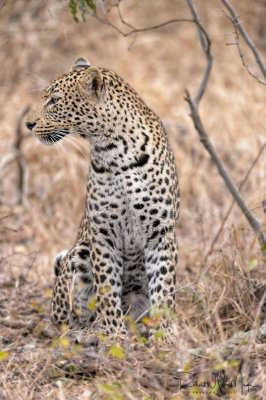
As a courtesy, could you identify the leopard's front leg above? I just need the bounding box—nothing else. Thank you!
[52,243,127,337]
[144,231,178,342]
[88,236,127,337]
[52,244,95,327]
[51,211,95,327]
[52,250,73,326]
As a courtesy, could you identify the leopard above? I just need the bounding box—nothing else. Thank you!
[26,57,180,340]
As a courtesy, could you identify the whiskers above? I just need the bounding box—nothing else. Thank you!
[53,129,89,158]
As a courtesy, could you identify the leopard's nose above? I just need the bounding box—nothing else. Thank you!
[25,121,36,131]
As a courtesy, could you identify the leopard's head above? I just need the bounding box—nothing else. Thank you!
[26,58,108,145]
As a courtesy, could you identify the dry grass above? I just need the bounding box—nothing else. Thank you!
[0,0,265,399]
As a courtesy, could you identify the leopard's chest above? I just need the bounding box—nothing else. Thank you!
[86,163,176,252]
[87,172,149,242]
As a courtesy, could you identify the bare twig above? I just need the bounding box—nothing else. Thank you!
[185,91,266,246]
[0,316,58,338]
[206,142,266,258]
[252,290,266,333]
[0,106,30,205]
[190,322,266,356]
[186,0,213,106]
[86,2,211,48]
[14,106,30,204]
[0,318,36,330]
[93,14,200,37]
[229,31,266,86]
[219,8,266,85]
[184,1,266,247]
[221,0,266,84]
[115,1,135,32]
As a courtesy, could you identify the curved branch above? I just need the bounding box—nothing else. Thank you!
[221,0,266,85]
[185,89,266,246]
[206,142,266,258]
[221,0,266,80]
[184,0,266,247]
[91,13,200,37]
[186,0,213,106]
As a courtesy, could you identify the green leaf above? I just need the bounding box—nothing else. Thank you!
[0,351,9,361]
[112,394,123,400]
[154,329,165,340]
[59,337,70,348]
[97,383,119,394]
[73,343,83,352]
[209,381,219,396]
[140,336,147,345]
[214,360,240,370]
[261,244,266,252]
[183,362,191,373]
[88,295,97,311]
[214,361,228,370]
[109,345,126,359]
[69,0,96,23]
[84,0,96,15]
[51,337,59,349]
[158,351,168,360]
[248,257,258,270]
[69,0,79,22]
[78,0,86,22]
[189,386,202,398]
[228,360,240,368]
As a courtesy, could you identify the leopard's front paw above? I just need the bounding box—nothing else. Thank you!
[53,249,68,277]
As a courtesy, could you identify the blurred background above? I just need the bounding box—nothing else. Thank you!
[0,2,266,398]
[0,0,265,290]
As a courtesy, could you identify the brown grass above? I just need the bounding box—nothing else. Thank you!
[0,0,265,399]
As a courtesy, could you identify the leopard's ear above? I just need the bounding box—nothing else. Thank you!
[79,66,103,100]
[71,57,91,71]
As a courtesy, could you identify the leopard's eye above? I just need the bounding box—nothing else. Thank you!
[47,96,59,106]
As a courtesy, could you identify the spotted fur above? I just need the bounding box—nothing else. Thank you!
[26,58,180,338]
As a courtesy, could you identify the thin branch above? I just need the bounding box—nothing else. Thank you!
[103,0,213,105]
[185,90,266,247]
[116,1,136,32]
[221,0,266,84]
[186,0,213,106]
[14,106,30,204]
[92,14,199,37]
[88,3,215,100]
[86,3,211,46]
[0,318,35,330]
[184,0,266,247]
[252,290,266,333]
[190,322,266,356]
[0,106,30,205]
[228,33,266,86]
[219,8,266,85]
[205,142,266,258]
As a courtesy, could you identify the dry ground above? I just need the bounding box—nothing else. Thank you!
[0,0,265,399]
